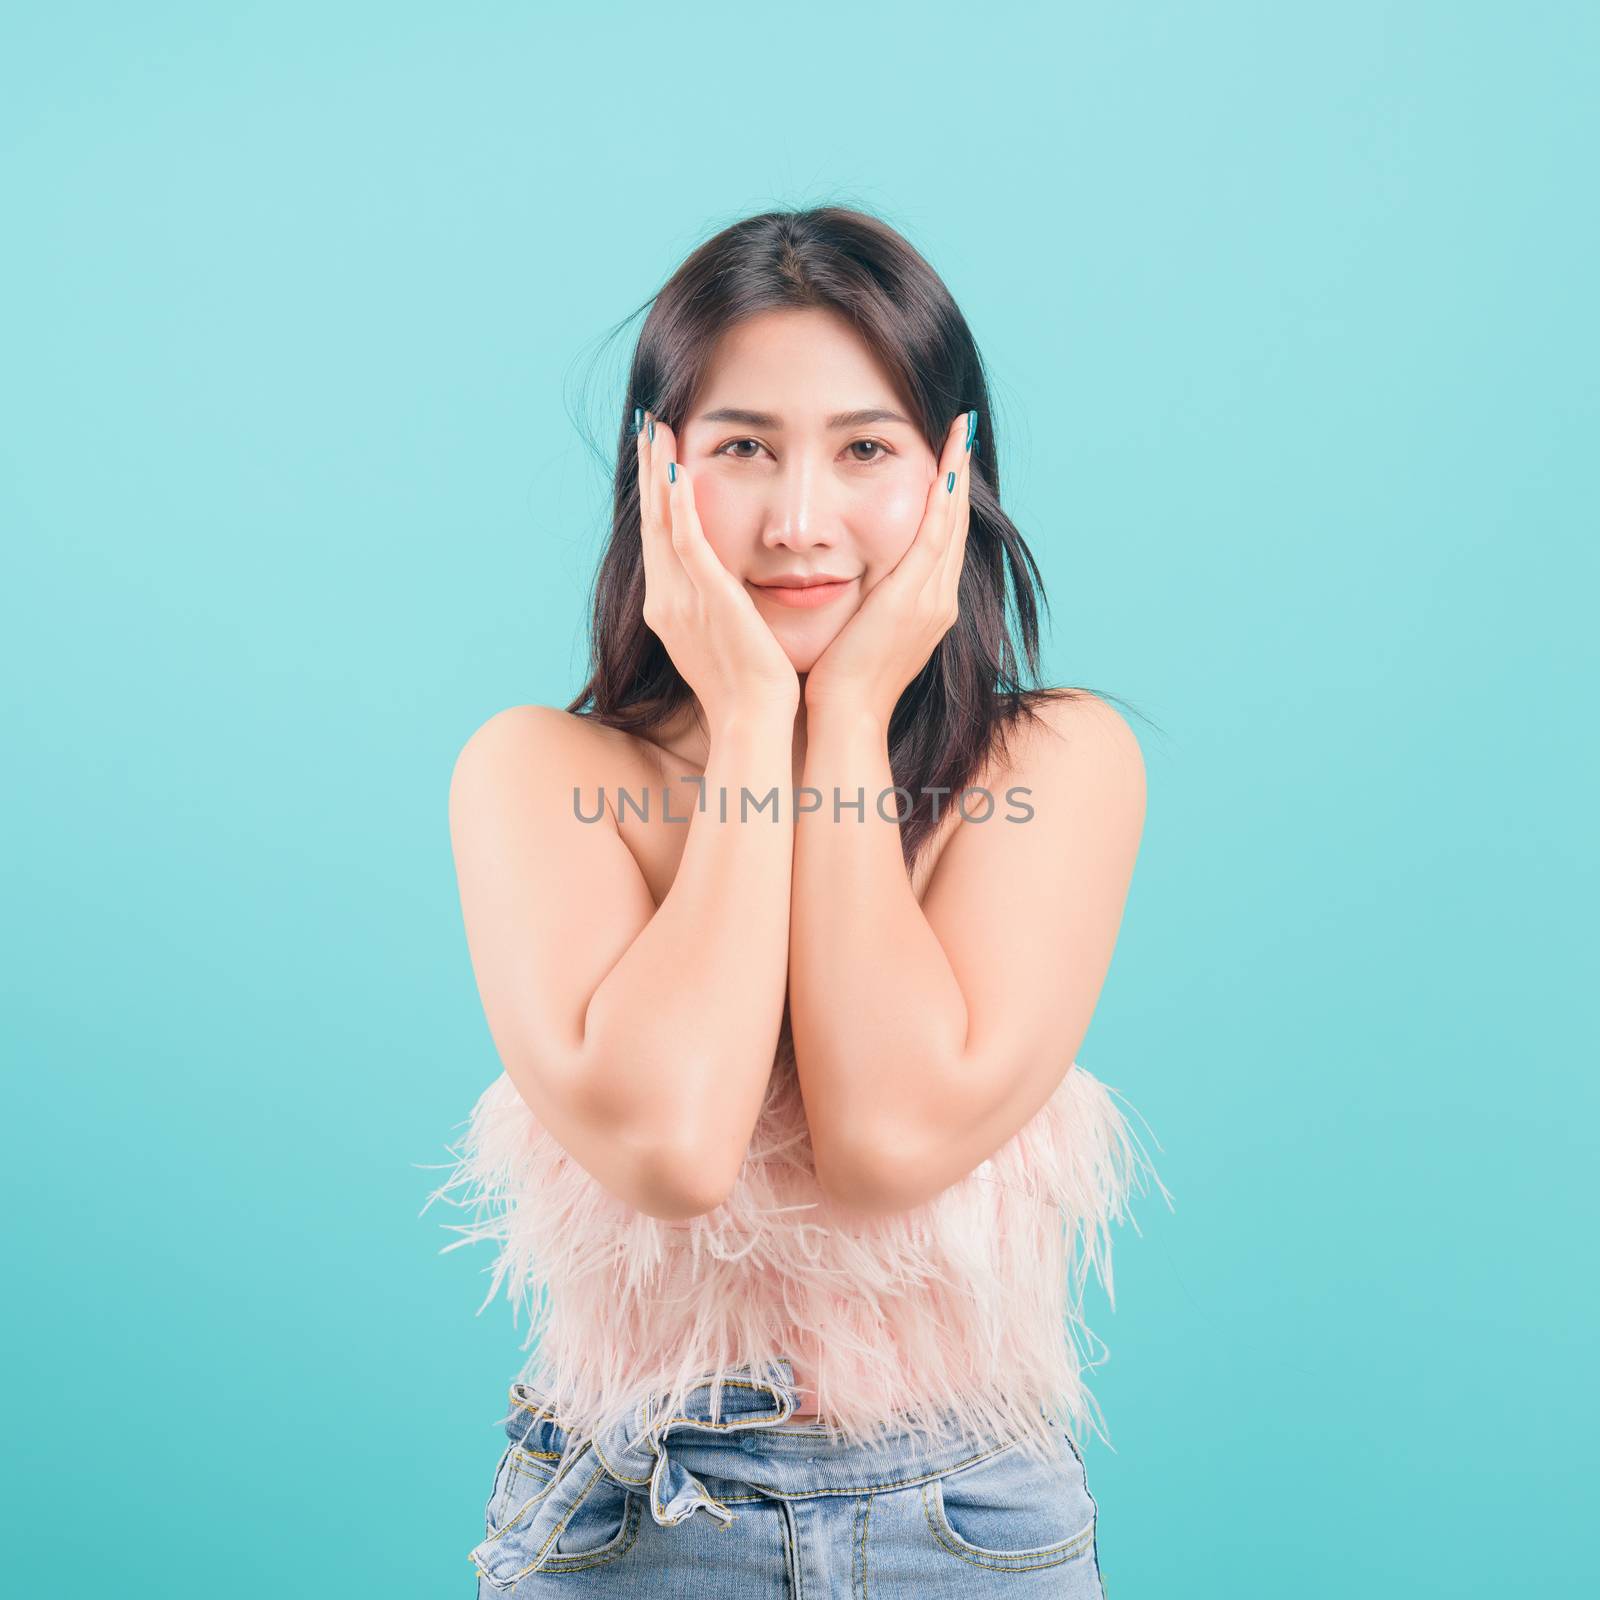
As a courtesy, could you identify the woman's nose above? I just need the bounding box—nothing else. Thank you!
[761,463,836,550]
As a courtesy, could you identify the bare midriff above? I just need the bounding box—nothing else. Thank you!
[789,1374,820,1417]
[783,1328,824,1420]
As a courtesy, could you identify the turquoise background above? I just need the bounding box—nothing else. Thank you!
[4,4,1595,1594]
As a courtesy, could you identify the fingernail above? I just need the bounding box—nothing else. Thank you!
[669,461,677,483]
[632,405,642,436]
[965,409,978,452]
[946,470,956,494]
[647,416,655,442]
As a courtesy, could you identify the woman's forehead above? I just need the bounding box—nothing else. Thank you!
[695,307,899,411]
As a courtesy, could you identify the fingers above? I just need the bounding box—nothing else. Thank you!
[636,408,736,601]
[939,409,972,519]
[936,413,973,598]
[901,411,974,586]
[939,477,970,617]
[636,408,669,598]
[666,451,742,600]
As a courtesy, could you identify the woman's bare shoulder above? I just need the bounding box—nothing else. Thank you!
[454,703,638,763]
[983,687,1143,777]
[1025,686,1140,744]
[449,705,651,815]
[1011,690,1146,827]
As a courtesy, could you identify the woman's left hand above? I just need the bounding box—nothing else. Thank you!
[803,409,975,726]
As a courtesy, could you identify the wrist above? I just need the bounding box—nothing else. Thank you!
[709,697,800,743]
[802,693,892,746]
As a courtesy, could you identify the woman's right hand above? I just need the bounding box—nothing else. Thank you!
[636,409,800,731]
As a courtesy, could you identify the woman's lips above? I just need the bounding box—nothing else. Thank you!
[750,578,857,609]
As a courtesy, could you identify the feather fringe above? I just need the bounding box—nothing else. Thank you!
[419,1052,1169,1473]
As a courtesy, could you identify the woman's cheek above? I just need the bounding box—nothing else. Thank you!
[688,472,743,564]
[861,477,928,562]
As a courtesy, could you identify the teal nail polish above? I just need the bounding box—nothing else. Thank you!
[647,416,655,442]
[965,409,978,452]
[669,460,677,483]
[632,405,642,435]
[946,469,956,494]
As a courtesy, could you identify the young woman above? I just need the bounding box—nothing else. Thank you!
[430,205,1163,1597]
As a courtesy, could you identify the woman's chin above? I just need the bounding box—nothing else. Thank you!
[779,636,842,677]
[768,613,854,672]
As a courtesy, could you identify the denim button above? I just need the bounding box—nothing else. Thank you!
[740,1434,759,1452]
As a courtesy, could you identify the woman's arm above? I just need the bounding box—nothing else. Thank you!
[450,701,794,1221]
[789,692,1146,1214]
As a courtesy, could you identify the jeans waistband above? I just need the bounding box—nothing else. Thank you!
[467,1358,1021,1589]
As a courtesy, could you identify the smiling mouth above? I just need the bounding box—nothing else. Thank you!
[749,576,857,609]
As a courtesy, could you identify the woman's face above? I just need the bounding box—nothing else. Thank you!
[677,307,939,672]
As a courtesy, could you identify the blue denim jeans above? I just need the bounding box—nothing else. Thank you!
[470,1360,1106,1596]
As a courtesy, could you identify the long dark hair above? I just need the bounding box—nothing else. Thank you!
[565,204,1148,872]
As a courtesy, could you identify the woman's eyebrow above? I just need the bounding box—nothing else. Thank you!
[697,406,912,430]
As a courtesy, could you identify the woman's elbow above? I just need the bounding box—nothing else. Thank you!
[812,1136,928,1217]
[625,1138,737,1221]
[562,1071,738,1220]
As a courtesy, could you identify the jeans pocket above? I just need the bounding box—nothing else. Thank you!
[481,1405,643,1579]
[478,1461,643,1581]
[923,1439,1098,1572]
[485,1443,561,1538]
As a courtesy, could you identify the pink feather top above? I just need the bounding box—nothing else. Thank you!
[425,1039,1164,1469]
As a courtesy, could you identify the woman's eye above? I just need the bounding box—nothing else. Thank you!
[714,438,893,464]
